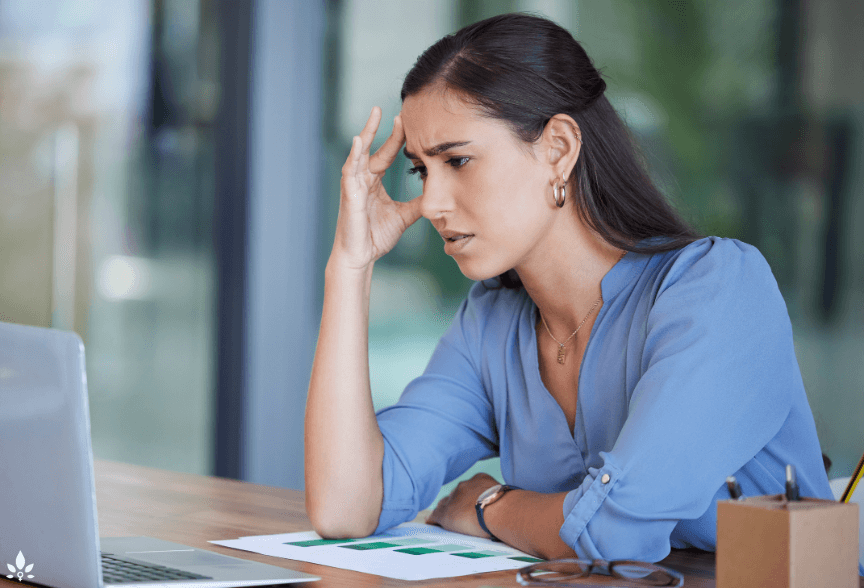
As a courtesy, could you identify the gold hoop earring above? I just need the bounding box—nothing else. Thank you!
[554,173,566,208]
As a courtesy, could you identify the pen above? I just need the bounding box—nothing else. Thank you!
[726,476,744,500]
[785,464,800,501]
[840,451,864,503]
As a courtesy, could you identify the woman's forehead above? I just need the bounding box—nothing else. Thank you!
[401,88,479,131]
[400,89,510,155]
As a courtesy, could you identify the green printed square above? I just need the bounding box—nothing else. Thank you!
[395,547,441,555]
[509,556,544,563]
[286,538,359,547]
[452,549,508,559]
[340,541,399,551]
[395,543,471,555]
[387,537,431,547]
[452,552,493,559]
[433,544,470,552]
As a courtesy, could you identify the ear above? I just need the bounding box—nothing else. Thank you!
[539,114,582,186]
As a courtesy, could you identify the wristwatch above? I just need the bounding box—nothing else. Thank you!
[475,484,518,542]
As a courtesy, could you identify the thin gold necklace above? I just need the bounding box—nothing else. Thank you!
[539,249,627,365]
[540,295,603,365]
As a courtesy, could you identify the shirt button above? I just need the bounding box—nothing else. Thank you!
[601,474,611,484]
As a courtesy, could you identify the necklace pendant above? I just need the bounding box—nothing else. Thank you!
[557,345,566,365]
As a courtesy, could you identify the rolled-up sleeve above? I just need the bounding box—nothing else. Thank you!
[559,240,801,561]
[374,287,499,535]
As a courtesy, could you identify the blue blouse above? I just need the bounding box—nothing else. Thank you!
[374,237,833,561]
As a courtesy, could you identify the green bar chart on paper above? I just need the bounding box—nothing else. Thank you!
[451,549,510,559]
[210,522,544,581]
[396,543,467,555]
[340,537,429,550]
[286,538,359,547]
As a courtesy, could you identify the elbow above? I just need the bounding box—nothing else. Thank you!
[305,494,380,539]
[308,512,378,540]
[535,541,578,562]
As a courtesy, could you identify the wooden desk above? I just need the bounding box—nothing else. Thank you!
[4,460,859,587]
[96,460,712,587]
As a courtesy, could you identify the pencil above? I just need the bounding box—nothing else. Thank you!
[840,450,864,503]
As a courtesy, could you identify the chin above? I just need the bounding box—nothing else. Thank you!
[453,258,511,283]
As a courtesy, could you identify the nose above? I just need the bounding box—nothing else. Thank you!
[418,173,453,221]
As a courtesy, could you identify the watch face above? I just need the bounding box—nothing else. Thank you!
[477,484,503,507]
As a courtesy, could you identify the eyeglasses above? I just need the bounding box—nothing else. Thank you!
[516,558,684,587]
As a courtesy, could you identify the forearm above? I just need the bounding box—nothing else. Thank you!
[483,489,577,560]
[304,257,384,537]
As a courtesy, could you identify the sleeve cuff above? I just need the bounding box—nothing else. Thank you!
[373,436,420,536]
[559,461,623,558]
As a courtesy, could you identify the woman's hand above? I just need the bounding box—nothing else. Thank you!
[426,473,500,538]
[332,106,423,270]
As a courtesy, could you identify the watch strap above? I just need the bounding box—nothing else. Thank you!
[475,484,518,542]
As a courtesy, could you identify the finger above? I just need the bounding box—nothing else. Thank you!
[340,135,361,176]
[358,106,383,154]
[369,115,406,174]
[350,134,364,174]
[397,194,424,228]
[340,136,364,200]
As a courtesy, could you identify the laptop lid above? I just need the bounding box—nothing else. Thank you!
[0,321,102,588]
[0,322,318,588]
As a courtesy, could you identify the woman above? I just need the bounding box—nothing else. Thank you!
[305,13,832,562]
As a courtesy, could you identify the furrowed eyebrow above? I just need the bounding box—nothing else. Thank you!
[403,141,472,160]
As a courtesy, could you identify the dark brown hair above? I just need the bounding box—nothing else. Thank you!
[401,13,701,287]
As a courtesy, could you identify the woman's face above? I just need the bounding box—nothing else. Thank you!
[400,87,557,281]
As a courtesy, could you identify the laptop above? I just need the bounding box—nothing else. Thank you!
[0,321,319,588]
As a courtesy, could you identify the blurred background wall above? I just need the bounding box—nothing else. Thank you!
[0,0,861,499]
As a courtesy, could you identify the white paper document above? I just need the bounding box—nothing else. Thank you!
[210,522,542,581]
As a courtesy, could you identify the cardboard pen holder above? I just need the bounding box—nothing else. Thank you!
[717,495,859,588]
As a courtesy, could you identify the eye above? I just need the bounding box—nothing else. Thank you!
[407,165,427,179]
[447,156,470,168]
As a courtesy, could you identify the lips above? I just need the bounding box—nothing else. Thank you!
[440,231,474,256]
[439,230,475,242]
